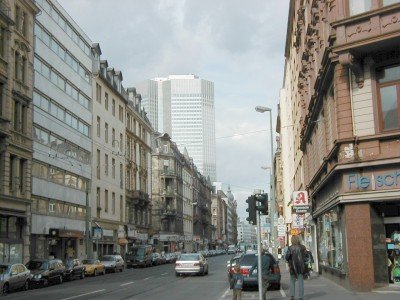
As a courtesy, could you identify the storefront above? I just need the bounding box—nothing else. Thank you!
[0,212,26,264]
[312,165,400,291]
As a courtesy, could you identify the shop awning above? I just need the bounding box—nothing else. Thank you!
[118,238,128,246]
[0,209,27,218]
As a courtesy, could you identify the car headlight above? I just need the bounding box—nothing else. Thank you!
[35,274,42,279]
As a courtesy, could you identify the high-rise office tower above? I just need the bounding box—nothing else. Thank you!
[138,75,216,182]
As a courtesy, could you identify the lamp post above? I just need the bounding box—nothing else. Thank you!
[255,106,276,255]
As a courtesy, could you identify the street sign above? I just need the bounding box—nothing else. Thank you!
[277,225,286,231]
[292,214,304,228]
[292,205,311,214]
[92,227,102,240]
[292,191,309,206]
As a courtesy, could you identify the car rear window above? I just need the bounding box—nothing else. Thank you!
[240,254,256,266]
[179,254,200,261]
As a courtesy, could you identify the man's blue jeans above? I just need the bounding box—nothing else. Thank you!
[290,273,304,299]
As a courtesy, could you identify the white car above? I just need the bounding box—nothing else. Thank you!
[101,255,124,273]
[175,253,208,276]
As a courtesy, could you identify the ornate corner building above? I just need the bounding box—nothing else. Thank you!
[0,0,39,264]
[282,0,400,292]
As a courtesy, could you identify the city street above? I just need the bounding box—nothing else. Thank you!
[4,254,400,300]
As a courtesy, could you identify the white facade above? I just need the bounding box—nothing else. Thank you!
[138,75,217,182]
[237,220,256,244]
[31,0,93,259]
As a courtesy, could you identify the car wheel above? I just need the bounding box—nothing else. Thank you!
[175,272,180,277]
[2,283,9,295]
[80,271,85,279]
[94,269,98,277]
[114,267,117,273]
[42,278,48,287]
[23,279,30,291]
[58,275,63,284]
[205,267,209,275]
[102,269,106,275]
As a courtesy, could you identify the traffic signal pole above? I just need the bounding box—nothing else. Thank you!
[256,210,263,300]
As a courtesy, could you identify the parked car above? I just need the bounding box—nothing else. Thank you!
[151,253,163,265]
[229,253,281,290]
[164,253,176,263]
[26,259,65,287]
[0,263,31,294]
[125,245,153,268]
[101,255,124,273]
[82,259,105,276]
[175,253,208,276]
[64,259,85,280]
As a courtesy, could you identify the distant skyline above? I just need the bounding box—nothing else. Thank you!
[58,0,290,220]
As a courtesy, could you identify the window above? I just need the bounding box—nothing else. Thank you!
[349,0,399,16]
[96,116,100,138]
[112,128,115,147]
[105,154,109,176]
[105,93,109,110]
[120,163,123,188]
[96,83,101,103]
[119,105,124,122]
[112,99,115,116]
[96,187,100,208]
[19,159,25,193]
[119,133,123,152]
[105,123,108,143]
[49,203,55,213]
[0,27,5,58]
[0,83,4,117]
[383,0,400,6]
[9,155,16,191]
[112,192,115,214]
[376,65,400,131]
[317,207,344,270]
[120,195,123,221]
[104,190,108,213]
[96,149,100,179]
[112,158,115,179]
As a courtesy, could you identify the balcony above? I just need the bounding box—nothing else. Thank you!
[126,190,149,205]
[161,208,177,219]
[160,169,176,177]
[333,4,400,54]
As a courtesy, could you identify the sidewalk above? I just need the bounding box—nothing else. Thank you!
[220,261,400,299]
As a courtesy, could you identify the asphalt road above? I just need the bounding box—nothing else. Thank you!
[4,254,234,300]
[4,255,399,300]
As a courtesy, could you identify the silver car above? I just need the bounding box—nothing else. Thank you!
[0,263,32,294]
[101,255,125,273]
[175,253,208,276]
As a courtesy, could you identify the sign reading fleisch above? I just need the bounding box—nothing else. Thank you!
[292,191,309,206]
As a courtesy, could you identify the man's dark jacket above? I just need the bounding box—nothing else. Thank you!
[285,244,306,275]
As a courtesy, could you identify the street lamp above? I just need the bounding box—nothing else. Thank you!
[255,106,276,255]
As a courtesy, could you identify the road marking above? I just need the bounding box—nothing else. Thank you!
[161,272,168,275]
[59,289,105,300]
[143,276,152,281]
[280,287,286,297]
[120,281,135,286]
[220,288,230,298]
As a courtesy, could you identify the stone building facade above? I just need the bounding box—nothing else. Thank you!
[282,0,400,292]
[0,0,39,264]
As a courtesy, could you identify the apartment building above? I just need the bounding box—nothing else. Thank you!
[91,45,129,257]
[125,88,153,247]
[0,0,39,264]
[30,0,92,260]
[282,0,400,291]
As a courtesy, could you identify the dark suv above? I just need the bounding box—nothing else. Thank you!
[26,259,66,287]
[64,259,85,280]
[228,253,281,290]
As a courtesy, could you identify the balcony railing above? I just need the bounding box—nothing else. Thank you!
[160,169,175,177]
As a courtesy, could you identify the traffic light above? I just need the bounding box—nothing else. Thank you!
[255,193,268,215]
[246,195,256,225]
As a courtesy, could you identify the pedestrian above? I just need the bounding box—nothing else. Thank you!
[230,264,244,300]
[304,248,314,279]
[285,235,307,300]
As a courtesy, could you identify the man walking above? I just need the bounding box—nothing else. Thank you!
[285,235,306,300]
[230,264,244,300]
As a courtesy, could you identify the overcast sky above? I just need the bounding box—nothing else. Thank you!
[58,0,290,221]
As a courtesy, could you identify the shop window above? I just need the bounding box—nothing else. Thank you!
[317,207,344,270]
[376,64,400,131]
